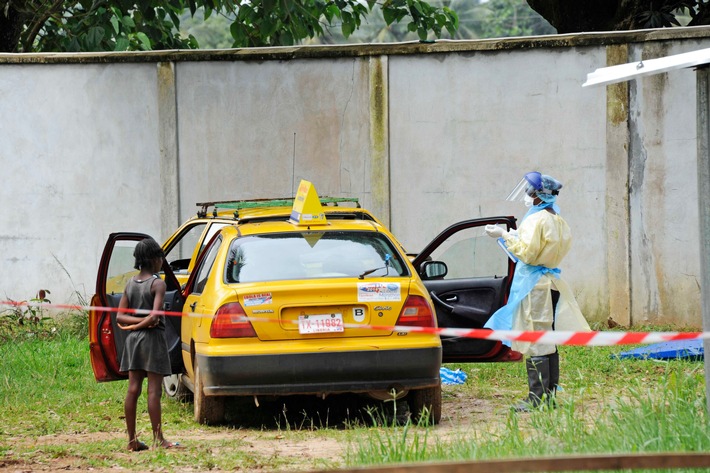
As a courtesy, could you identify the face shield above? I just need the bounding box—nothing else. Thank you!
[506,171,543,202]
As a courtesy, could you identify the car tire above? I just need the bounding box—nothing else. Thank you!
[194,361,225,425]
[407,384,442,425]
[163,374,192,402]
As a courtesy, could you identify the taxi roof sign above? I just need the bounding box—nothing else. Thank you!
[290,180,327,226]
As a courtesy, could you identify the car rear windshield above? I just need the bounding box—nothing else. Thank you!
[225,231,409,283]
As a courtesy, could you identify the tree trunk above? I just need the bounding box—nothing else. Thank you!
[526,0,646,33]
[0,4,25,52]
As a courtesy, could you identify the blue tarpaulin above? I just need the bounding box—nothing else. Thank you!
[616,339,704,360]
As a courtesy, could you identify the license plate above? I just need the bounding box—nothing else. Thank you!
[298,313,344,334]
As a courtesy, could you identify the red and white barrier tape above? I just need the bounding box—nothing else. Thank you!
[3,300,709,347]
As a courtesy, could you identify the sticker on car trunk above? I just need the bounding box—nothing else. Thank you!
[357,282,401,302]
[244,293,273,306]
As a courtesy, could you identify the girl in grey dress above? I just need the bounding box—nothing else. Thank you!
[116,237,179,451]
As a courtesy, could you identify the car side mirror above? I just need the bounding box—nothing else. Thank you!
[421,261,447,280]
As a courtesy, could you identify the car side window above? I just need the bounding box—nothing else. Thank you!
[199,223,228,256]
[105,240,140,295]
[164,223,207,273]
[193,236,222,294]
[428,226,508,279]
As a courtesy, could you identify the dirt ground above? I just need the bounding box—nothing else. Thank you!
[0,386,521,473]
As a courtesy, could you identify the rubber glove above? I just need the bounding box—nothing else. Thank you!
[485,224,507,239]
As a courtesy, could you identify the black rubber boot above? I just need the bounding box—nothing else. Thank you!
[547,351,559,408]
[549,289,560,399]
[514,356,550,412]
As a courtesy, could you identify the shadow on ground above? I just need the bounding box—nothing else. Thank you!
[212,394,411,429]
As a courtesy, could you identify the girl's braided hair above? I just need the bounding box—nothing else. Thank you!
[133,237,164,270]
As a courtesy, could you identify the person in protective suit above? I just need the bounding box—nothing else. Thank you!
[484,171,590,412]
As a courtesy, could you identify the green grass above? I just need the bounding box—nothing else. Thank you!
[347,342,709,472]
[0,315,707,472]
[0,313,346,471]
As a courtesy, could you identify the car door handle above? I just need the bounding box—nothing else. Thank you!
[443,295,458,303]
[430,292,454,312]
[190,302,197,312]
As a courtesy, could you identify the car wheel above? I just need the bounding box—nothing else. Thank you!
[407,384,442,425]
[193,361,225,425]
[163,374,192,402]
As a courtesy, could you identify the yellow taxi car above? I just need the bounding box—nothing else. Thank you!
[89,181,520,425]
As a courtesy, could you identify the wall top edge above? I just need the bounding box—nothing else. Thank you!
[2,25,710,65]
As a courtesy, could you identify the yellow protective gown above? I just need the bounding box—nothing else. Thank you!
[500,209,590,356]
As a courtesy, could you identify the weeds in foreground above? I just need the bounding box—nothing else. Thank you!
[349,403,434,463]
[346,363,709,469]
[0,291,88,342]
[0,290,53,338]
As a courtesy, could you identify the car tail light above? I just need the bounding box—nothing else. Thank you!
[210,303,257,338]
[395,295,436,328]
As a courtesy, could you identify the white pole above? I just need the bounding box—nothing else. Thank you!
[695,66,710,416]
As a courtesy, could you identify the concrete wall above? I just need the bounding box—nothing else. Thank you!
[626,40,703,327]
[0,63,163,304]
[2,27,709,327]
[388,46,609,322]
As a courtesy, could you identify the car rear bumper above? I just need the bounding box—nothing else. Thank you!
[195,347,442,396]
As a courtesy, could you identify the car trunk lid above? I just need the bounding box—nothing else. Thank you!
[238,278,411,341]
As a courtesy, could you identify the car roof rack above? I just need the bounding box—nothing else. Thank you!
[195,196,360,218]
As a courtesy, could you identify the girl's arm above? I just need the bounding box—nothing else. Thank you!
[117,278,167,330]
[117,290,158,330]
[148,278,167,326]
[116,294,143,326]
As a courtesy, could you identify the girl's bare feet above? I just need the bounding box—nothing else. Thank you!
[127,440,149,452]
[158,439,182,448]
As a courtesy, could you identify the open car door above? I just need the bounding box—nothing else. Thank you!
[411,216,522,364]
[89,232,185,382]
[163,220,230,287]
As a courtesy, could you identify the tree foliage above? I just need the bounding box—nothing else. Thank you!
[303,0,554,45]
[478,0,555,38]
[0,0,458,53]
[0,1,190,52]
[5,1,710,54]
[525,0,710,34]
